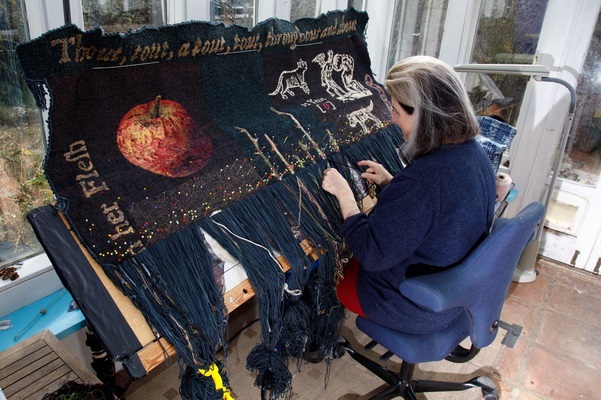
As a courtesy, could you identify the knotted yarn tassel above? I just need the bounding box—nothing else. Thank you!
[180,362,234,400]
[303,253,345,365]
[246,343,292,400]
[200,206,291,397]
[273,166,346,368]
[281,297,311,365]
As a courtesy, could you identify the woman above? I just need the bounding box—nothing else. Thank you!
[322,56,496,334]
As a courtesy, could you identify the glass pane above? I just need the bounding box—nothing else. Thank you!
[386,0,449,72]
[213,0,256,27]
[0,1,52,266]
[466,0,548,125]
[290,0,317,20]
[563,13,601,187]
[82,0,165,32]
[290,1,356,21]
[349,0,365,12]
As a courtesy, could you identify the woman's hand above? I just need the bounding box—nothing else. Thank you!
[358,160,393,187]
[322,168,361,220]
[322,168,351,197]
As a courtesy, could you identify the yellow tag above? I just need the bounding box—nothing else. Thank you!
[198,364,235,400]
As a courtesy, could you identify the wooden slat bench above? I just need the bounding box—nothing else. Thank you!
[0,329,100,399]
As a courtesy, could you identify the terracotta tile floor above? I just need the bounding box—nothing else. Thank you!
[495,258,601,399]
[122,258,601,400]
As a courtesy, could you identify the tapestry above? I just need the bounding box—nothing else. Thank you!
[18,8,406,399]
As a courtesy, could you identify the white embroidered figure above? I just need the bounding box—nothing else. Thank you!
[312,50,371,102]
[347,101,384,135]
[269,59,310,99]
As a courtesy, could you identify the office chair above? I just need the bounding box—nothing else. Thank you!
[339,201,545,400]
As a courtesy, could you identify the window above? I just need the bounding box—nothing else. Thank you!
[213,0,256,27]
[465,0,548,125]
[563,12,601,187]
[0,0,53,268]
[386,0,449,72]
[82,0,166,31]
[290,0,317,21]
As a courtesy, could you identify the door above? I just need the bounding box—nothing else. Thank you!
[536,8,601,272]
[437,0,601,273]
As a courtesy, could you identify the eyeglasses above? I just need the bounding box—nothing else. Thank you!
[392,102,414,116]
[399,102,415,115]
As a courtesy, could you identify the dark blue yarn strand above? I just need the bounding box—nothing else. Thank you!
[200,207,292,399]
[269,168,346,366]
[103,259,199,368]
[270,181,336,258]
[246,343,292,400]
[292,160,345,229]
[333,127,403,177]
[238,190,315,362]
[203,206,285,348]
[101,226,228,373]
[277,164,344,244]
[136,227,227,361]
[240,190,311,291]
[339,125,406,177]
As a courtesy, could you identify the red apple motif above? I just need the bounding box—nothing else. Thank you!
[116,96,212,177]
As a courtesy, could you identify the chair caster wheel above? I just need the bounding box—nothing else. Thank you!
[476,376,498,400]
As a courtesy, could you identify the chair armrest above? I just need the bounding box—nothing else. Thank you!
[399,268,476,313]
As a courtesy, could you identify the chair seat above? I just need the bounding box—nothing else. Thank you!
[356,312,470,364]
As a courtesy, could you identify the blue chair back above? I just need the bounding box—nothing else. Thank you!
[399,202,544,349]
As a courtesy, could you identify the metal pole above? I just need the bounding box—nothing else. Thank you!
[535,77,577,241]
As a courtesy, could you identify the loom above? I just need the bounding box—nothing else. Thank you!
[18,8,407,399]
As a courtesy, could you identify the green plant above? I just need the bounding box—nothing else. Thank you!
[82,0,164,32]
[0,113,50,253]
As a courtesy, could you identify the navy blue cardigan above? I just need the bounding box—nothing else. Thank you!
[339,139,496,334]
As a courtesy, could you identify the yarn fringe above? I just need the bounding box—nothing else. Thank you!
[246,344,292,400]
[101,225,228,371]
[200,206,292,397]
[281,298,311,363]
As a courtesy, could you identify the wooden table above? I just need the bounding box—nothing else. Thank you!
[0,329,100,399]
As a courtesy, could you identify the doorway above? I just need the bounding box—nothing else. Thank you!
[540,10,601,272]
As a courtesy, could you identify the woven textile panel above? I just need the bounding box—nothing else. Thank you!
[17,8,393,266]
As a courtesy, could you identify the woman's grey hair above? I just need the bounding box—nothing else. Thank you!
[384,56,479,160]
